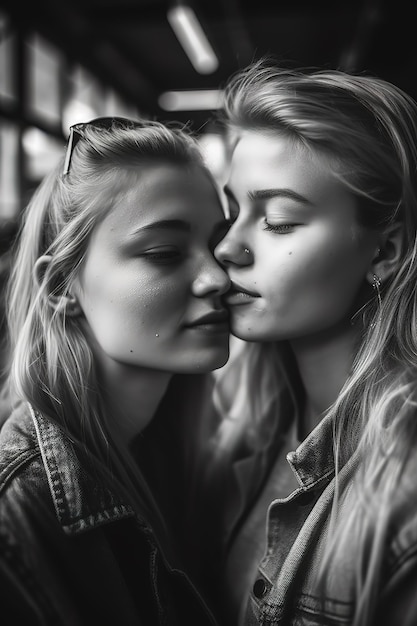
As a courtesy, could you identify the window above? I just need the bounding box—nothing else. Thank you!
[22,126,64,183]
[0,11,16,105]
[62,65,104,132]
[26,33,62,125]
[0,9,142,222]
[0,119,19,219]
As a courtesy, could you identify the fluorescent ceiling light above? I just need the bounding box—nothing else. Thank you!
[167,5,219,74]
[158,89,224,111]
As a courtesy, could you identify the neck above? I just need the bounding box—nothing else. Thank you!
[290,320,358,438]
[99,362,172,448]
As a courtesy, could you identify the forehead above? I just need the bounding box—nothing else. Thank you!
[227,130,345,202]
[95,163,223,234]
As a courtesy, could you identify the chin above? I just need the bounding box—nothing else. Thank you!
[181,349,230,373]
[202,351,230,372]
[230,324,268,342]
[211,352,230,370]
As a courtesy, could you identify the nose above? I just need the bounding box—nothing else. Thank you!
[192,255,231,297]
[214,229,253,267]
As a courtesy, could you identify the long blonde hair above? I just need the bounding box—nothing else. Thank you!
[5,116,209,547]
[217,58,417,623]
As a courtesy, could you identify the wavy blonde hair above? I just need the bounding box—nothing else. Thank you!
[216,58,417,624]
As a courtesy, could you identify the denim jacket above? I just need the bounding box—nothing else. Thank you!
[0,401,217,626]
[190,394,417,626]
[240,412,417,625]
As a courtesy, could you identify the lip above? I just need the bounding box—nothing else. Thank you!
[224,281,261,306]
[185,310,230,329]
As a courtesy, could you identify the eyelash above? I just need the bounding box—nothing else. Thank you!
[227,212,299,234]
[263,222,298,234]
[143,249,183,263]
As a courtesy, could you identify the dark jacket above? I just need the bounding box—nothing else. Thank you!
[0,401,217,625]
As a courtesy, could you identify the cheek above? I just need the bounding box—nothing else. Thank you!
[307,255,367,324]
[137,279,187,321]
[258,245,309,295]
[262,240,366,312]
[310,238,369,291]
[82,260,169,312]
[79,267,177,336]
[111,281,183,329]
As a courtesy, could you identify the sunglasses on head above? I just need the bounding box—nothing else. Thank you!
[62,116,142,176]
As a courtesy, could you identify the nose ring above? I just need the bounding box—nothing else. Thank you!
[244,248,250,254]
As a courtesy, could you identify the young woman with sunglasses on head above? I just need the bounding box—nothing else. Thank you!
[185,59,417,626]
[0,116,230,624]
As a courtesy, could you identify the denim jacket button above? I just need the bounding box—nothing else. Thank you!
[253,578,267,598]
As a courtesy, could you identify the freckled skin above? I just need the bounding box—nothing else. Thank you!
[215,131,379,343]
[74,164,230,376]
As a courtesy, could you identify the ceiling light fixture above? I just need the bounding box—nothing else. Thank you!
[158,89,223,111]
[167,4,219,75]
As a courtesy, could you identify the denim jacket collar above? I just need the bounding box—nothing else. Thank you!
[224,409,336,549]
[286,410,336,491]
[29,403,135,536]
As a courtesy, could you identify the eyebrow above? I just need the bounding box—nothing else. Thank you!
[130,219,192,236]
[223,185,312,206]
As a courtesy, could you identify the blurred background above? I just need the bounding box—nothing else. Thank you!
[0,0,415,284]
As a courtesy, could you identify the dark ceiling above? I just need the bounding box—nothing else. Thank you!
[1,0,416,132]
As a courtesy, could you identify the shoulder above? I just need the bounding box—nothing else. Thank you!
[0,401,54,528]
[0,401,41,487]
[0,403,62,603]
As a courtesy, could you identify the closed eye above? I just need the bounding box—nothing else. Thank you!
[263,222,299,234]
[142,247,184,263]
